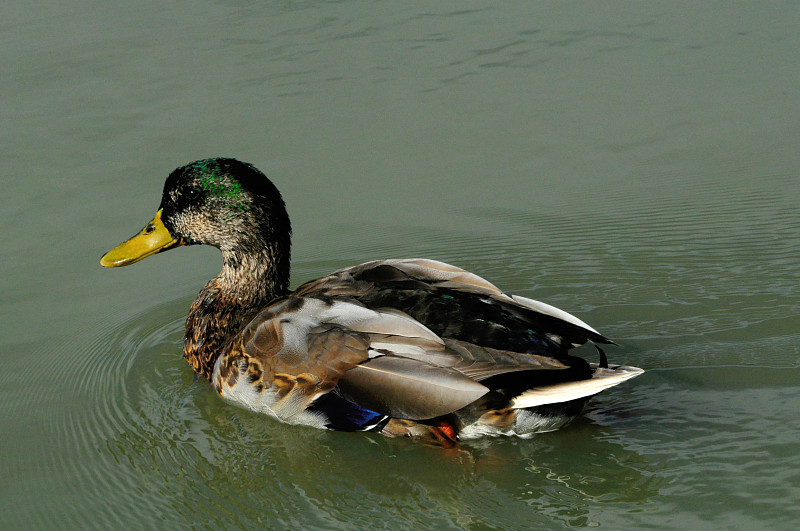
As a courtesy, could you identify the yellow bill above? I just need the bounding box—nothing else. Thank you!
[100,209,185,267]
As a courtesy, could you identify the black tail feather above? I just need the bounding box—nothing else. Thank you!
[596,345,609,369]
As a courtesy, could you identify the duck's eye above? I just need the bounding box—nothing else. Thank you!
[185,188,200,200]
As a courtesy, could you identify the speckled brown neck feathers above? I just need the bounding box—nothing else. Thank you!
[184,248,289,379]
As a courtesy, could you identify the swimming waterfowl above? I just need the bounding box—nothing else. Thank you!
[101,158,643,446]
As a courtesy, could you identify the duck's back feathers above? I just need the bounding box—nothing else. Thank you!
[211,259,638,438]
[295,258,612,349]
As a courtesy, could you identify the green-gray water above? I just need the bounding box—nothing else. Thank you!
[2,1,799,529]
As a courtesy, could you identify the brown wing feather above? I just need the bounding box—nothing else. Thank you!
[336,355,490,420]
[442,339,570,380]
[213,299,373,421]
[243,309,371,393]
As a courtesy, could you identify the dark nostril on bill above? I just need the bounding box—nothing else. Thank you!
[144,224,155,235]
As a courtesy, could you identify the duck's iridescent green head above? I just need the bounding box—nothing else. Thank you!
[101,158,291,271]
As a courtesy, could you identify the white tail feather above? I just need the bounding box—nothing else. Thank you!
[510,364,644,408]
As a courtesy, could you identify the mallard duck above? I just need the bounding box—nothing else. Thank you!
[101,158,642,446]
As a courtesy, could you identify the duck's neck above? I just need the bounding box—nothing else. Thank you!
[183,248,290,379]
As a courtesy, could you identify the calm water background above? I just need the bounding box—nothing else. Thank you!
[2,1,799,529]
